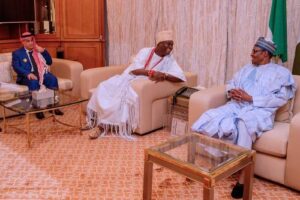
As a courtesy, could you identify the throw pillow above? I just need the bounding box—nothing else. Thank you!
[0,61,13,83]
[275,98,294,123]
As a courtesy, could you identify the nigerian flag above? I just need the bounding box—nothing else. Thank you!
[267,0,287,62]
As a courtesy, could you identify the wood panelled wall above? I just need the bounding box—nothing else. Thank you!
[0,0,105,70]
[106,0,300,87]
[62,0,101,39]
[60,0,104,68]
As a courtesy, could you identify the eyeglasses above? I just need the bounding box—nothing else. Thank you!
[252,49,263,54]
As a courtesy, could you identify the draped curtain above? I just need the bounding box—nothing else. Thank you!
[106,0,300,87]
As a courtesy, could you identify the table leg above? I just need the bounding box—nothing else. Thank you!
[188,139,196,163]
[79,104,83,135]
[2,106,6,133]
[143,156,153,200]
[243,155,255,200]
[26,113,31,148]
[52,110,56,122]
[203,185,214,200]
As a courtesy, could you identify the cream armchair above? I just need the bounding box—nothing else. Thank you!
[188,75,300,191]
[80,65,197,135]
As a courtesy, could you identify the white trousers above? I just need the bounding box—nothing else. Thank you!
[236,120,256,149]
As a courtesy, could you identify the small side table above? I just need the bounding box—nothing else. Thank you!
[168,95,189,120]
[143,133,256,200]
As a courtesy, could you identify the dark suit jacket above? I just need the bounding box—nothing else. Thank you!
[12,47,52,83]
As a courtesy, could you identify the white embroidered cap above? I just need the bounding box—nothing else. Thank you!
[156,30,173,45]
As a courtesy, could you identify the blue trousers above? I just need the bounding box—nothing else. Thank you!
[17,72,59,91]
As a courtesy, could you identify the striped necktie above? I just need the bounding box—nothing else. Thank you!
[28,51,39,80]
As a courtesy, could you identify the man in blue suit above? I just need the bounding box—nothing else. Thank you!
[12,32,63,119]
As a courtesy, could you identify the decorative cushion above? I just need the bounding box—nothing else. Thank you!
[0,61,13,83]
[0,53,19,81]
[275,98,294,122]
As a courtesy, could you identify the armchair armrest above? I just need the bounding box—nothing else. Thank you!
[131,78,187,133]
[80,65,127,99]
[285,112,300,190]
[51,58,83,96]
[184,72,198,87]
[188,85,227,128]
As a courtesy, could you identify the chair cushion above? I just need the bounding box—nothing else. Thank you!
[0,83,28,101]
[0,61,13,83]
[253,122,289,158]
[57,78,73,91]
[275,99,294,122]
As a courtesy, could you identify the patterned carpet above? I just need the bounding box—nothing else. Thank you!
[0,107,300,199]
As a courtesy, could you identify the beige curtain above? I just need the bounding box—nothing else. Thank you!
[106,0,300,87]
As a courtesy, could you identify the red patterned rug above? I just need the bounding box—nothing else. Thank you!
[0,108,299,199]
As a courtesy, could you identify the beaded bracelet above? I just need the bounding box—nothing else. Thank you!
[148,70,155,77]
[164,73,168,80]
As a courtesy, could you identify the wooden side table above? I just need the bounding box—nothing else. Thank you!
[143,133,256,200]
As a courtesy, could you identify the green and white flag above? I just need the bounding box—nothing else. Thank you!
[266,0,287,62]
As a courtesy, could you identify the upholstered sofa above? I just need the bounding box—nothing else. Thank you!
[0,52,83,117]
[80,65,197,135]
[188,75,300,191]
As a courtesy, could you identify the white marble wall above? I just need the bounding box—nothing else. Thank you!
[106,0,300,87]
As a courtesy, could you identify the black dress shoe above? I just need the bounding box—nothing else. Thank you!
[49,109,64,115]
[231,182,244,199]
[35,112,45,119]
[54,109,64,115]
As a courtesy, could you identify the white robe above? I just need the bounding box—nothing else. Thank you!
[191,63,296,148]
[87,47,186,139]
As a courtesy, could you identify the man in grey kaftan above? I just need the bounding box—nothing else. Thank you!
[191,37,296,199]
[192,37,296,149]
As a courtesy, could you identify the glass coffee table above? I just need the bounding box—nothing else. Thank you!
[0,90,88,147]
[143,133,255,200]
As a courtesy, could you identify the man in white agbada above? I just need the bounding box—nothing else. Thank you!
[87,30,186,139]
[191,37,296,199]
